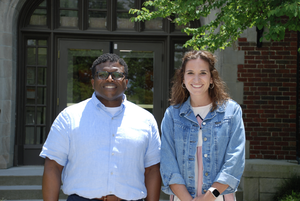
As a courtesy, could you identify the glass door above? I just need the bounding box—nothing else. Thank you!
[113,42,164,124]
[58,40,164,124]
[58,40,110,113]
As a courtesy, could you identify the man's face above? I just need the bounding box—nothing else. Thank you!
[91,61,128,107]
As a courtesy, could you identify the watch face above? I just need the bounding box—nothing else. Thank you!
[212,189,220,197]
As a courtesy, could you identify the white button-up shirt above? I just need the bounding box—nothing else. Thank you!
[40,93,161,200]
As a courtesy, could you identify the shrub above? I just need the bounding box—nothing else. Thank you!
[274,175,300,201]
[279,191,300,201]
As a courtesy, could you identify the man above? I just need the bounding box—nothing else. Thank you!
[40,53,161,201]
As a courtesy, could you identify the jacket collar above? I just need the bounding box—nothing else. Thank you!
[179,96,227,120]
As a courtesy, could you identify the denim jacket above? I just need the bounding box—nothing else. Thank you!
[160,97,245,197]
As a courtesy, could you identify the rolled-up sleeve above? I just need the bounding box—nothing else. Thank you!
[160,108,186,195]
[39,110,70,167]
[214,104,245,194]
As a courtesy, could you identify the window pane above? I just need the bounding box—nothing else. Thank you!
[117,12,134,29]
[39,0,47,7]
[37,68,47,85]
[145,18,163,30]
[117,0,135,10]
[25,127,35,144]
[36,107,46,124]
[37,87,46,104]
[27,67,36,85]
[27,40,36,46]
[174,43,192,70]
[38,48,47,66]
[60,0,78,8]
[26,87,36,104]
[38,40,47,46]
[27,48,36,65]
[60,10,78,27]
[29,9,47,26]
[89,0,107,9]
[25,107,35,125]
[37,127,46,144]
[89,11,106,28]
[121,51,154,113]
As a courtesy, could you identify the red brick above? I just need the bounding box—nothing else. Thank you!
[262,51,275,56]
[245,56,255,60]
[276,69,290,73]
[264,64,278,68]
[242,47,255,51]
[238,38,247,42]
[264,155,278,159]
[256,47,270,51]
[276,51,290,55]
[239,42,250,46]
[244,64,257,68]
[262,60,275,64]
[284,47,297,51]
[270,56,283,60]
[283,56,297,60]
[248,60,262,64]
[291,51,298,55]
[270,47,283,51]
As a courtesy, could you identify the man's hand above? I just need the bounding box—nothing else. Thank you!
[42,157,64,201]
[144,163,161,201]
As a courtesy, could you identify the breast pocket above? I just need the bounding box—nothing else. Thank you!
[213,119,231,139]
[174,120,190,142]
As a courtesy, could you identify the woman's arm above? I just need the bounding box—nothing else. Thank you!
[160,108,187,195]
[170,184,193,201]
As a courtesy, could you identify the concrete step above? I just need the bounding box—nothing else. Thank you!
[0,185,68,200]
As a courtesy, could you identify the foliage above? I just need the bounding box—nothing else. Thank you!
[279,191,300,201]
[130,0,300,52]
[274,175,300,201]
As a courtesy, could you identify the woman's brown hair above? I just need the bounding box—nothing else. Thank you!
[170,50,230,111]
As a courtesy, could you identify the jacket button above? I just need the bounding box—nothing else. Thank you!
[204,190,207,192]
[203,122,206,126]
[203,137,207,141]
[204,154,208,157]
[205,172,208,176]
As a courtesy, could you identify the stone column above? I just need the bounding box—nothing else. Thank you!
[0,0,26,169]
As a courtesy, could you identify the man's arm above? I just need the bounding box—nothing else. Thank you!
[144,163,161,201]
[42,157,64,201]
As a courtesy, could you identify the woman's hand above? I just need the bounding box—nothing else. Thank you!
[191,193,215,201]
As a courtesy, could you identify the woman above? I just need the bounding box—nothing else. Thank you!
[160,50,245,201]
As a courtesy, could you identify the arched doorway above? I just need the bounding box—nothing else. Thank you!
[15,0,192,165]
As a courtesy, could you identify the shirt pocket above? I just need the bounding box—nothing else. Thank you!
[174,120,190,142]
[213,119,231,139]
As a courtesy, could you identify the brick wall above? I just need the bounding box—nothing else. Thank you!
[237,30,298,160]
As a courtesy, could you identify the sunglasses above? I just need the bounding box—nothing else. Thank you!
[96,71,126,80]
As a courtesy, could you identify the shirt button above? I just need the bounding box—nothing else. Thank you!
[205,172,208,176]
[111,172,113,175]
[203,122,206,126]
[203,137,207,141]
[204,154,208,157]
[112,153,114,156]
[112,134,115,137]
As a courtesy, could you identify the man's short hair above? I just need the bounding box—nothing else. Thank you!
[91,53,128,79]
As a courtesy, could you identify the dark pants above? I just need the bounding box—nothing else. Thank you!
[67,194,143,201]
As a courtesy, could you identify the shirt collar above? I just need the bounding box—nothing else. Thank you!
[179,96,226,117]
[91,92,127,111]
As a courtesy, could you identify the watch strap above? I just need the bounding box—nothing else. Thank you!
[208,187,220,198]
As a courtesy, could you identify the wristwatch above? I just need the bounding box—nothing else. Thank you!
[208,187,220,198]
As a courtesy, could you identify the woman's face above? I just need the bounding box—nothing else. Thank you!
[183,58,213,103]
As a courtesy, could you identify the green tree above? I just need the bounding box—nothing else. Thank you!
[130,0,300,52]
